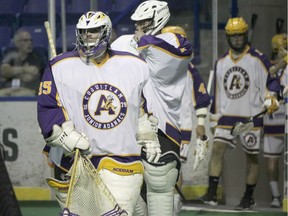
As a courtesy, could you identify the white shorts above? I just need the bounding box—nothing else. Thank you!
[263,135,284,158]
[214,127,262,154]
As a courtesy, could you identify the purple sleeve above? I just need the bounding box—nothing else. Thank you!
[37,61,67,139]
[188,63,211,109]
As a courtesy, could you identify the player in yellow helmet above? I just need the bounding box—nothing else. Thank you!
[200,17,280,210]
[263,33,287,208]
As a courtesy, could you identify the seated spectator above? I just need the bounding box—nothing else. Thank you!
[0,29,45,96]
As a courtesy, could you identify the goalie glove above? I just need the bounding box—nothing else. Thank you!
[193,135,209,170]
[45,121,91,156]
[136,114,161,163]
[263,94,280,115]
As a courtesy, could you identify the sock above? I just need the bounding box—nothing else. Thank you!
[270,181,280,197]
[244,184,256,197]
[208,176,220,195]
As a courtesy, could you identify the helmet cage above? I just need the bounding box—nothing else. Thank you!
[76,25,111,61]
[75,11,112,63]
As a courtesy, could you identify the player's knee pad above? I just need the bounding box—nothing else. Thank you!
[142,159,178,216]
[143,151,180,193]
[97,157,144,215]
[143,160,178,193]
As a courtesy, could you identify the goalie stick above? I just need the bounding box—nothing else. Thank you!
[44,21,57,58]
[230,109,267,136]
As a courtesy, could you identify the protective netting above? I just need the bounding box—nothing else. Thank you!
[65,152,128,216]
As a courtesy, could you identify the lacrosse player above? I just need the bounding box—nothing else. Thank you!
[200,17,281,210]
[37,11,160,215]
[112,1,194,215]
[263,33,287,208]
[161,25,211,215]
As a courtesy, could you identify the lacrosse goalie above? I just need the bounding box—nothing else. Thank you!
[37,11,161,216]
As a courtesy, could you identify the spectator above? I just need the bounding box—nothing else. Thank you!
[263,33,287,208]
[0,29,45,96]
[200,17,280,210]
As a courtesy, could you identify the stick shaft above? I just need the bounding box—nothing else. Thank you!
[44,21,57,58]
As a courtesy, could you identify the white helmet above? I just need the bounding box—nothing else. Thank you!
[131,0,170,35]
[76,11,112,64]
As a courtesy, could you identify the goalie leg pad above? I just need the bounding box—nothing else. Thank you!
[46,177,70,210]
[98,157,144,215]
[143,160,178,216]
[132,195,148,216]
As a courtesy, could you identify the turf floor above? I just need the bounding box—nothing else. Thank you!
[19,201,287,216]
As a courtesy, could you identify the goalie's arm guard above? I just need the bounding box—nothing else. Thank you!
[136,113,161,163]
[45,120,91,155]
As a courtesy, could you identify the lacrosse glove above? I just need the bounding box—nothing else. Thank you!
[263,94,280,115]
[136,114,161,163]
[193,135,209,170]
[45,120,91,156]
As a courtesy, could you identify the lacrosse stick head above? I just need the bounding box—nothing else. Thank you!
[230,120,254,136]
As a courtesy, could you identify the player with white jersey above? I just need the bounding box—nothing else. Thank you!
[111,1,193,215]
[37,11,161,215]
[201,17,281,210]
[263,33,287,208]
[160,25,211,215]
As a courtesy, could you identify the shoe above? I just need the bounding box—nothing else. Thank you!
[235,196,255,210]
[200,191,218,206]
[271,196,282,208]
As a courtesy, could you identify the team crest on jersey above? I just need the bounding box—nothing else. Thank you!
[83,83,127,129]
[244,133,257,148]
[223,66,250,99]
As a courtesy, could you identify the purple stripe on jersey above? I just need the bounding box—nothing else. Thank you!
[165,123,181,144]
[138,35,193,57]
[218,115,263,127]
[188,63,211,109]
[181,129,192,142]
[263,125,285,134]
[54,155,142,171]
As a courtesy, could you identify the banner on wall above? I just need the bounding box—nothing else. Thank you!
[0,99,51,189]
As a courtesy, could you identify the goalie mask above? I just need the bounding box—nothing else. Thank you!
[271,33,288,53]
[76,11,112,64]
[131,0,170,35]
[225,17,248,53]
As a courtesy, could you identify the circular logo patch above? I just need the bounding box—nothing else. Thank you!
[83,83,127,129]
[223,66,250,99]
[244,133,257,148]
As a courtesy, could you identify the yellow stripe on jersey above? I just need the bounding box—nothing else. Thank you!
[97,157,144,176]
